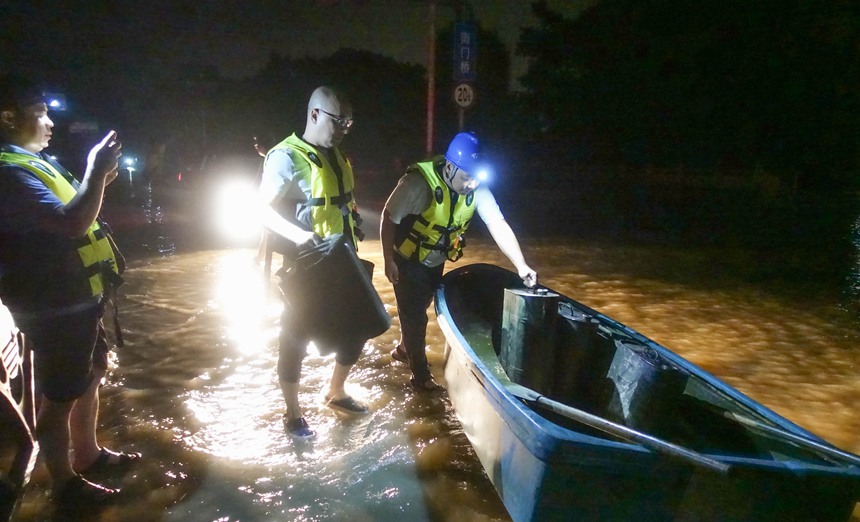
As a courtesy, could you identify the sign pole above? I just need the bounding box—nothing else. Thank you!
[426,0,437,156]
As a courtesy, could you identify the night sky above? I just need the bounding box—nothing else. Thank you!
[3,0,588,85]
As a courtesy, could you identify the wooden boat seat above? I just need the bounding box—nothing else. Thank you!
[0,304,36,522]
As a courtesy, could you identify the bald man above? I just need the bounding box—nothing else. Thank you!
[259,86,368,439]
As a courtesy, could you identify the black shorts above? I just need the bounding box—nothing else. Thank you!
[279,304,366,361]
[16,304,108,402]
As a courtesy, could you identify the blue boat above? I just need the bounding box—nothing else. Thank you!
[435,263,860,522]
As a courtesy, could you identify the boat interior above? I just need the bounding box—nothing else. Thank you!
[442,265,850,468]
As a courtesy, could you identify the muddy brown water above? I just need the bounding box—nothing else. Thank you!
[11,233,859,521]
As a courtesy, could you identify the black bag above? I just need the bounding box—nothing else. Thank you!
[278,233,390,344]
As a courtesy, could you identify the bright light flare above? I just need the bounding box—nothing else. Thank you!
[45,93,67,111]
[213,177,261,244]
[471,161,492,183]
[212,250,276,355]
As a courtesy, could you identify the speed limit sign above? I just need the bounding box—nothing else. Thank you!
[454,83,475,108]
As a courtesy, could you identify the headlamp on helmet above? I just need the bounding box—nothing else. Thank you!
[472,162,491,182]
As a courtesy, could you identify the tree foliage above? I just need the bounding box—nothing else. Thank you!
[518,0,860,189]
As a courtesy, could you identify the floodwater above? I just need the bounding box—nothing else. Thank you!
[11,199,860,521]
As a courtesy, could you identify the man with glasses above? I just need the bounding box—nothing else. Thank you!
[259,86,368,439]
[380,131,537,392]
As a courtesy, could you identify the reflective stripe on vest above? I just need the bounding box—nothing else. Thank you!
[0,152,118,297]
[266,133,358,245]
[395,158,476,262]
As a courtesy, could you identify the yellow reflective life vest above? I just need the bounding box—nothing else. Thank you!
[0,151,120,298]
[266,133,358,246]
[395,158,476,262]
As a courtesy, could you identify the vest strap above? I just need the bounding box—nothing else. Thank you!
[307,191,353,207]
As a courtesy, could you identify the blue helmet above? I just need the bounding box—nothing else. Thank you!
[445,132,481,174]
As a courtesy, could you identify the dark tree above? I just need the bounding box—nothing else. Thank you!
[515,0,860,253]
[518,0,860,190]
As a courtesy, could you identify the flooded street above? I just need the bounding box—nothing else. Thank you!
[12,201,860,520]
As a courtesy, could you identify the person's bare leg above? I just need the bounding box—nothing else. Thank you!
[36,397,77,488]
[39,393,121,504]
[70,373,102,471]
[325,362,352,401]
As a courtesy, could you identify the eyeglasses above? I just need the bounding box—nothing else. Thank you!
[316,108,354,129]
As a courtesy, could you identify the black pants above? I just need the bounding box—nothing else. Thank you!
[277,279,365,383]
[392,256,444,383]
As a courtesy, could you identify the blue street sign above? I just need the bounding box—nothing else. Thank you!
[453,22,477,82]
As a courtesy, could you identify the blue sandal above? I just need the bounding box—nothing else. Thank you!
[284,416,316,439]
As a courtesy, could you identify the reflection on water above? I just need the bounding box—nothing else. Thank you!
[847,212,860,320]
[14,237,860,521]
[139,183,177,256]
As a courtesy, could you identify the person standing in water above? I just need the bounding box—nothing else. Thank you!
[259,86,370,439]
[380,131,537,392]
[0,74,141,510]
